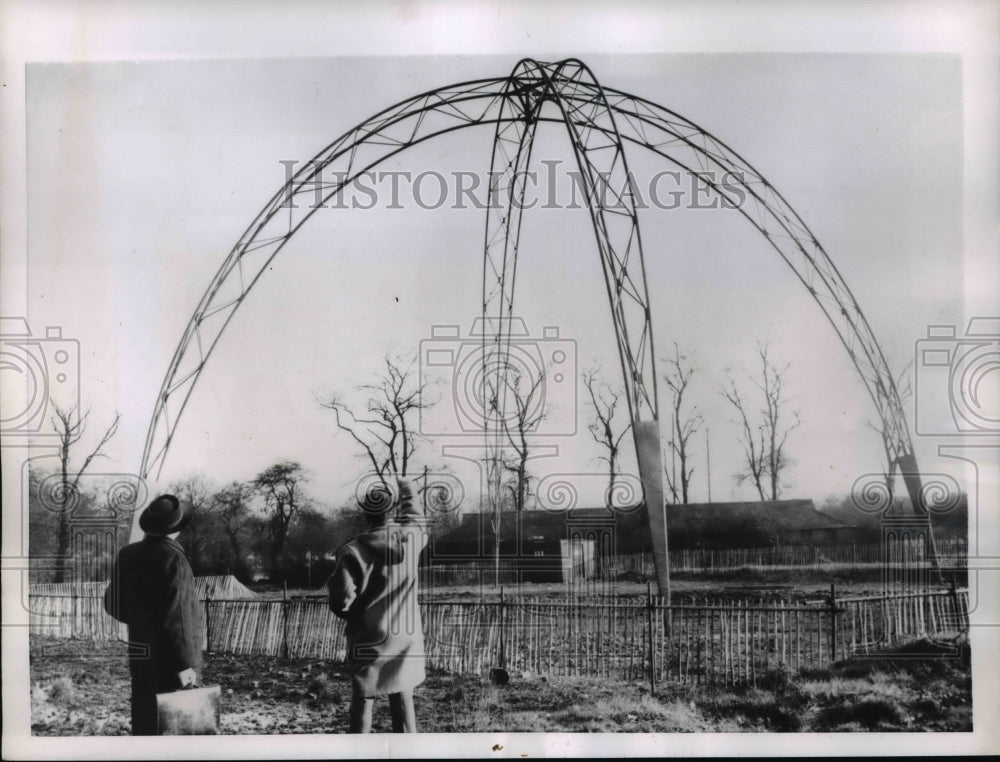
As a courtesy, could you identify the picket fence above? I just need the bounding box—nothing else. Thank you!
[28,584,968,686]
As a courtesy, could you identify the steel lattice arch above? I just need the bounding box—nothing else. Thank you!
[134,59,935,593]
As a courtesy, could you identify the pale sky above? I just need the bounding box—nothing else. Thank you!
[19,53,969,513]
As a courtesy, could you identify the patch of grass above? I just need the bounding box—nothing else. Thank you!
[46,676,80,706]
[554,693,711,733]
[501,710,559,732]
[305,672,337,701]
[797,675,882,701]
[697,686,804,732]
[797,665,834,681]
[753,665,794,692]
[814,697,909,731]
[466,685,504,731]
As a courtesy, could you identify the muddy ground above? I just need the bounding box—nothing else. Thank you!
[29,636,970,735]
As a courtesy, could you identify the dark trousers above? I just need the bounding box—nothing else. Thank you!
[129,682,159,735]
[129,660,165,735]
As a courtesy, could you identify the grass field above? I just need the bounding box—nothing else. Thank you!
[29,635,970,734]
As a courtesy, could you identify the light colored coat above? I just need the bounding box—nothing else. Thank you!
[328,488,429,697]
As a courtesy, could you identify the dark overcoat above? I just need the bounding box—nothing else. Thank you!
[103,535,203,735]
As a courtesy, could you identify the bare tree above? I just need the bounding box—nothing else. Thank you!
[490,365,548,513]
[479,363,548,587]
[253,460,310,579]
[320,351,435,487]
[720,380,768,500]
[582,365,631,508]
[720,341,801,500]
[662,344,702,504]
[167,473,215,573]
[479,451,519,588]
[213,480,256,582]
[50,403,120,582]
[866,359,914,501]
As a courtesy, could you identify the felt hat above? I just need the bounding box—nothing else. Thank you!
[139,494,193,536]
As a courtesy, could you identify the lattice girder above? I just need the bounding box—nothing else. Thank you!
[137,59,923,566]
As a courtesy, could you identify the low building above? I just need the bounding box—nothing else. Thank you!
[428,499,859,579]
[664,500,860,549]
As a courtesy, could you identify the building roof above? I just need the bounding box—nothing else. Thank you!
[669,500,855,532]
[433,499,855,554]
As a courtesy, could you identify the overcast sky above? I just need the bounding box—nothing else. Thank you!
[19,53,970,514]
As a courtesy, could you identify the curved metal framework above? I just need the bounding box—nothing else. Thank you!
[480,59,666,592]
[136,59,931,591]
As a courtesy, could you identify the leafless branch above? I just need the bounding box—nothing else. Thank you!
[662,343,702,504]
[583,364,632,508]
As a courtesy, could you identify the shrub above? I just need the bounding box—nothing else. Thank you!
[47,676,79,706]
[305,673,336,701]
[755,665,792,692]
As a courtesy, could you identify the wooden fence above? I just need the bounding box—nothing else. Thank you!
[28,584,969,686]
[598,537,967,575]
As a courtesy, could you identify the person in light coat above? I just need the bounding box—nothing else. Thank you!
[328,477,429,733]
[104,494,202,735]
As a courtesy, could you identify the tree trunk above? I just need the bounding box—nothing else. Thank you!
[226,530,252,582]
[493,517,501,588]
[54,449,71,583]
[607,463,616,509]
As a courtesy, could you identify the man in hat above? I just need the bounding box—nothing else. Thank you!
[104,494,203,735]
[328,477,429,733]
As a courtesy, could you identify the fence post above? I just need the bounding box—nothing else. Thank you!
[204,592,211,652]
[282,581,289,659]
[828,582,837,662]
[498,585,505,670]
[646,582,656,695]
[948,574,958,630]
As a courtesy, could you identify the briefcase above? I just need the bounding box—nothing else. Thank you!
[156,684,221,735]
